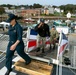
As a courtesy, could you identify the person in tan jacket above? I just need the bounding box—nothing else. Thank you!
[50,25,59,50]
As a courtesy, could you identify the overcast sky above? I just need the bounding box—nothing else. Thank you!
[0,0,76,6]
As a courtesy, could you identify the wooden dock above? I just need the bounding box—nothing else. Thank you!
[15,59,53,75]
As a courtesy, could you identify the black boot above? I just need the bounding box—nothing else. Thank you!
[25,59,31,65]
[5,69,12,75]
[49,44,51,50]
[53,45,55,50]
[36,47,40,52]
[42,48,45,53]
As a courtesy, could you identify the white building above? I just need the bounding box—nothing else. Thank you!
[54,8,61,13]
[5,9,16,14]
[44,5,54,14]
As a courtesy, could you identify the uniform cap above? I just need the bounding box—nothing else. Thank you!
[40,18,45,23]
[6,13,18,23]
[52,25,55,28]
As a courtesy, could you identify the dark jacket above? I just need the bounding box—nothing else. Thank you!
[34,23,50,37]
[8,22,24,50]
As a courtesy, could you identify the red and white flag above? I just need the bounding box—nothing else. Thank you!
[26,29,38,52]
[27,39,37,52]
[56,31,68,75]
[58,31,68,57]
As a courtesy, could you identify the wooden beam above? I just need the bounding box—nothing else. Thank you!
[15,59,53,75]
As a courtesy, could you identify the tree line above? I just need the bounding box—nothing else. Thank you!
[59,4,76,14]
[0,4,76,15]
[0,3,42,9]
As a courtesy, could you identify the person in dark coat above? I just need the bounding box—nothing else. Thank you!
[5,13,31,75]
[34,18,50,53]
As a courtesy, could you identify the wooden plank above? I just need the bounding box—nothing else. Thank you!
[15,59,53,75]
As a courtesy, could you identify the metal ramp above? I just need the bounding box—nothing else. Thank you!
[0,32,65,65]
[0,34,9,63]
[0,31,58,65]
[0,32,68,66]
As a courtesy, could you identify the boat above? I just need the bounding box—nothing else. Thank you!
[23,18,35,23]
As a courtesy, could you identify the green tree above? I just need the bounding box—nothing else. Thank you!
[29,5,33,9]
[0,7,5,21]
[0,7,5,14]
[33,3,42,8]
[59,4,76,14]
[7,4,12,9]
[52,5,58,8]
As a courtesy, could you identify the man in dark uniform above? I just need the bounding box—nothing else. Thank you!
[34,18,50,53]
[5,14,31,75]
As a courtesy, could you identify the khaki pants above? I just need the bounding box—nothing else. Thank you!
[37,35,46,49]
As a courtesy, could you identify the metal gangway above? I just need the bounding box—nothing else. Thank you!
[0,34,9,63]
[0,31,76,75]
